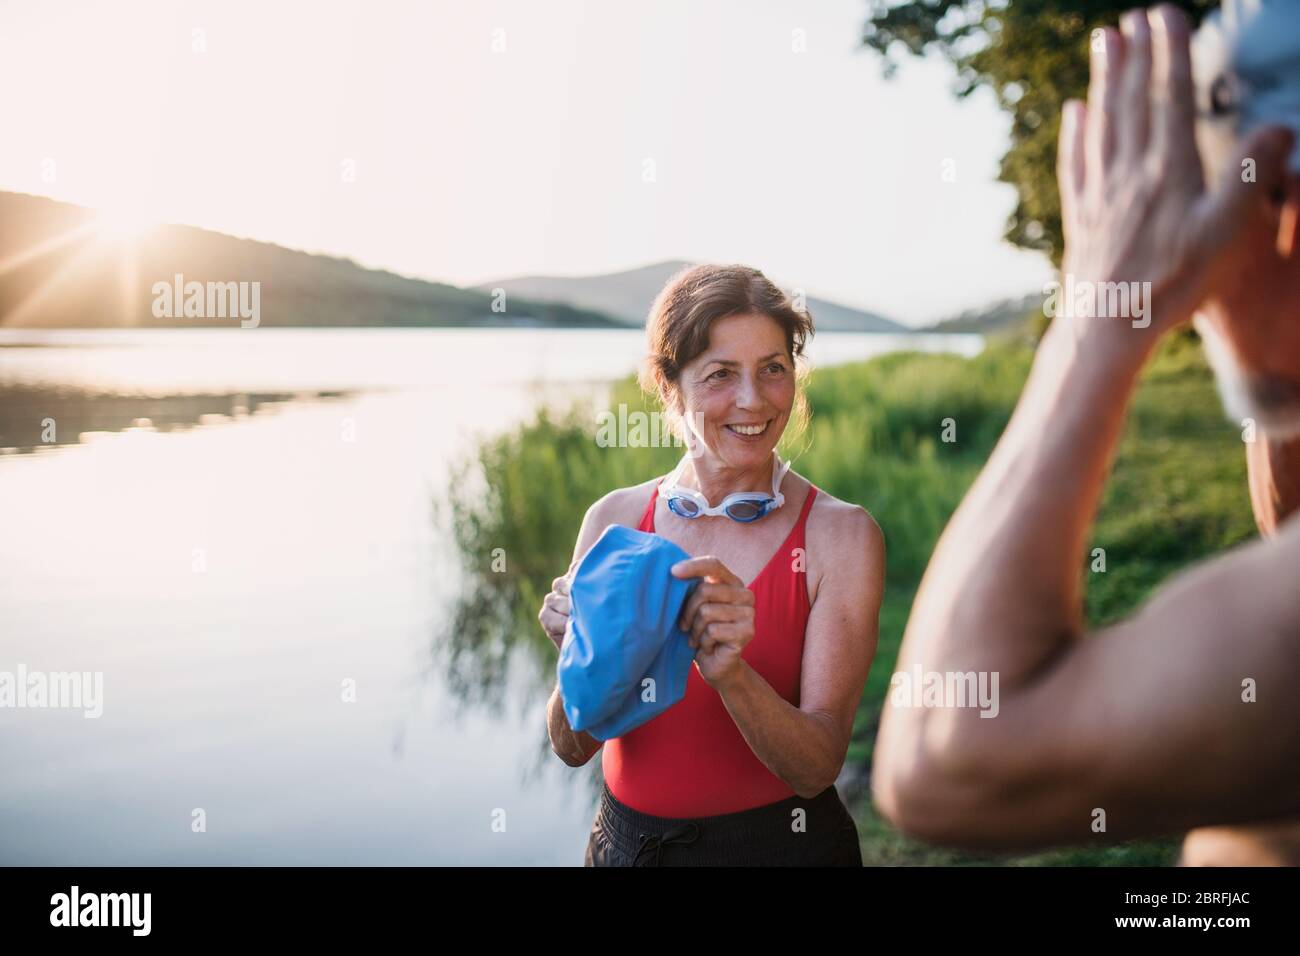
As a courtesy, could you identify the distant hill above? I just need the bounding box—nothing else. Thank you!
[0,192,621,329]
[475,259,907,332]
[923,292,1043,335]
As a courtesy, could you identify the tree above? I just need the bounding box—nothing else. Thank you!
[861,0,1217,266]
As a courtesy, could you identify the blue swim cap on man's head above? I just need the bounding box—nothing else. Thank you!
[558,524,699,741]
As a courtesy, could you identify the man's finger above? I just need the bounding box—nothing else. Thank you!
[1151,4,1197,171]
[1117,10,1152,161]
[1058,99,1088,237]
[1085,26,1124,188]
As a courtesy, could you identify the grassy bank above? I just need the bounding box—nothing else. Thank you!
[447,331,1256,865]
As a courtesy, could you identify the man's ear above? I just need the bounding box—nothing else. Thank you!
[1278,179,1300,258]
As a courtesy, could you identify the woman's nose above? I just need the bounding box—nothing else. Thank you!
[734,372,760,408]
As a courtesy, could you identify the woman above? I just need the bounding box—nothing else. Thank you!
[538,263,884,866]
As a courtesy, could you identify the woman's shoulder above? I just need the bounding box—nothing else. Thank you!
[577,476,662,545]
[595,476,665,522]
[800,477,884,562]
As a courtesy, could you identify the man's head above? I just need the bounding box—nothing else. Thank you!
[1192,0,1300,435]
[1193,0,1300,182]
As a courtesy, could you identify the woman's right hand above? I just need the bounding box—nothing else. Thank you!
[538,574,572,651]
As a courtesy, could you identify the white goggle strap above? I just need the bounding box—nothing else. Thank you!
[770,454,791,507]
[664,454,692,490]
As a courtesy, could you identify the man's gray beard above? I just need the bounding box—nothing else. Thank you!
[1194,313,1300,439]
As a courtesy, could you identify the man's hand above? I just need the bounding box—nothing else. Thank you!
[1058,6,1294,342]
[671,556,755,690]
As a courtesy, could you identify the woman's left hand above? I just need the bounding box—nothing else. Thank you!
[671,556,755,689]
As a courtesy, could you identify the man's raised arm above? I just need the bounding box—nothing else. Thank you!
[872,6,1300,851]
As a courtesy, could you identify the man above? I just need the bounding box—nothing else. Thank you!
[872,4,1300,865]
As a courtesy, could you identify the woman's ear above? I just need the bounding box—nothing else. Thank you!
[666,388,699,456]
[659,383,681,419]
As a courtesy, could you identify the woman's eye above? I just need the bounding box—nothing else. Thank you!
[707,369,730,381]
[765,363,787,375]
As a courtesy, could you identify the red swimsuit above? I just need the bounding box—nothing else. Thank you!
[601,480,819,818]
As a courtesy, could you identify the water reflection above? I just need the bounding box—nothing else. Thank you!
[437,394,692,819]
[0,384,348,453]
[0,328,983,863]
[434,571,596,798]
[436,434,592,794]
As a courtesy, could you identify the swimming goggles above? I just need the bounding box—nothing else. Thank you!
[662,452,791,523]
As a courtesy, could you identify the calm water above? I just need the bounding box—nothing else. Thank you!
[0,327,981,865]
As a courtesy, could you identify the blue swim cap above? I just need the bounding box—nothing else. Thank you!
[558,524,699,741]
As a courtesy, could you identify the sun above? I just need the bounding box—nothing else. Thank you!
[93,206,158,241]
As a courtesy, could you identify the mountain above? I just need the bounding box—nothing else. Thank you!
[0,192,621,329]
[474,260,907,332]
[922,292,1043,335]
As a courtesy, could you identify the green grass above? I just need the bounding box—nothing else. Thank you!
[445,331,1255,865]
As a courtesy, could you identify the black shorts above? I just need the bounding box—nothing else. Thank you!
[584,782,863,867]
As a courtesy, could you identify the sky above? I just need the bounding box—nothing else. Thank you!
[0,0,1054,327]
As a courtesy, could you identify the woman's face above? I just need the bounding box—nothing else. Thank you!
[673,312,796,470]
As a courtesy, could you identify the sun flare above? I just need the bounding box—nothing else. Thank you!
[93,206,158,241]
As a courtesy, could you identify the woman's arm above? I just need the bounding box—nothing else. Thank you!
[673,502,884,797]
[543,483,653,767]
[547,684,602,767]
[540,572,602,765]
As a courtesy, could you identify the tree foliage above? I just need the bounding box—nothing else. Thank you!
[861,0,1218,265]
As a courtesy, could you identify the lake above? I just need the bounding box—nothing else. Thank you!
[0,327,981,865]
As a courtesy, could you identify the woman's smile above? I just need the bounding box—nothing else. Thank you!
[724,419,772,440]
